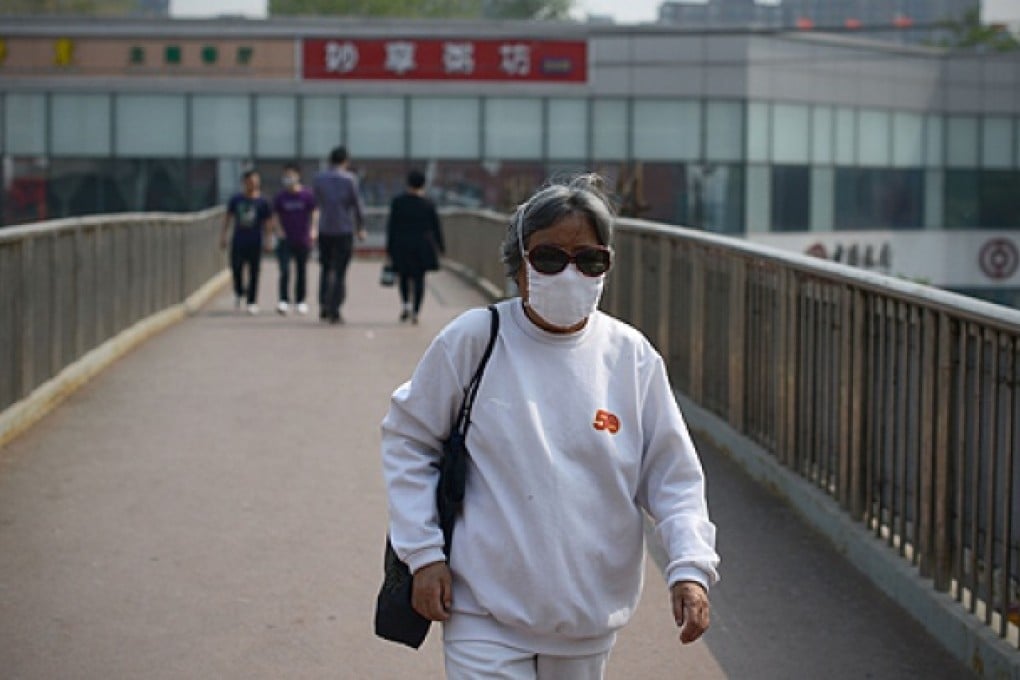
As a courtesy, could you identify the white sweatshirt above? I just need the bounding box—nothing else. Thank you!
[381,299,719,655]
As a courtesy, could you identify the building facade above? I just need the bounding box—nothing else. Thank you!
[658,0,979,42]
[1,17,1018,304]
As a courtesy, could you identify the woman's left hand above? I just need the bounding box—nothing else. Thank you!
[412,561,453,622]
[671,581,711,644]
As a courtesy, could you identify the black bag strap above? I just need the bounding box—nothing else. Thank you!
[454,305,499,438]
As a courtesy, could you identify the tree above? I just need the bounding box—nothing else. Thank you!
[269,0,574,20]
[0,0,135,15]
[931,7,1019,52]
[483,0,572,20]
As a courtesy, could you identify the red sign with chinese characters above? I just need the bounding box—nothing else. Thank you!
[302,38,586,82]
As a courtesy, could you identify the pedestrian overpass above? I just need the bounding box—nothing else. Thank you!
[0,208,1017,678]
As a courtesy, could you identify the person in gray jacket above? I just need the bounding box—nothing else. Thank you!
[312,146,366,324]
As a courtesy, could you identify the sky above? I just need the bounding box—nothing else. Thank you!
[169,0,1020,24]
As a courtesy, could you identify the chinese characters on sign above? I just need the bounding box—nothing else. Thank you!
[127,44,255,67]
[54,38,75,67]
[304,39,586,82]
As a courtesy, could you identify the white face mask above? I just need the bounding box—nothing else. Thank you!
[525,261,604,330]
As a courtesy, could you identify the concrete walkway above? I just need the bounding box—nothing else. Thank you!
[0,259,972,679]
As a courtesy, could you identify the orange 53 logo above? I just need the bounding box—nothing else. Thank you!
[593,409,620,434]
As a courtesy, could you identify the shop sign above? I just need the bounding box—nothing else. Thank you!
[303,38,586,82]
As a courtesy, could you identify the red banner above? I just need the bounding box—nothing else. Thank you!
[302,38,586,82]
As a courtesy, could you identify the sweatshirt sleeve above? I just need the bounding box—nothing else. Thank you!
[635,354,720,591]
[380,311,489,573]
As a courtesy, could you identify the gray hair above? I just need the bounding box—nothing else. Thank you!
[501,174,616,279]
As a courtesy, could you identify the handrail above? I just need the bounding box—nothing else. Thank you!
[441,208,1020,653]
[0,208,225,416]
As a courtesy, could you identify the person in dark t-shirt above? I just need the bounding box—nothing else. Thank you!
[272,164,318,315]
[220,169,273,315]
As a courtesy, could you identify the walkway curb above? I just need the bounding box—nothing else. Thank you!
[676,392,1019,680]
[0,270,230,451]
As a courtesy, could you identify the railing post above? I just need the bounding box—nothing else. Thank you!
[838,286,852,509]
[848,288,866,518]
[689,250,705,404]
[629,234,643,330]
[19,237,35,401]
[657,236,671,354]
[919,308,939,582]
[777,268,798,467]
[728,257,746,433]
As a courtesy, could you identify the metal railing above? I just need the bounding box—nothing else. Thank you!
[0,208,224,415]
[442,208,1020,649]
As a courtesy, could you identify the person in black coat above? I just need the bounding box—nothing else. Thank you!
[386,170,445,324]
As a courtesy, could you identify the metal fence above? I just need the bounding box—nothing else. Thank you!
[442,209,1020,648]
[0,209,224,415]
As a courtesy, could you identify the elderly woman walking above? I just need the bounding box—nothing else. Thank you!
[380,174,719,679]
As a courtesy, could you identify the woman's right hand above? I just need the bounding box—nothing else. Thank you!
[412,561,453,621]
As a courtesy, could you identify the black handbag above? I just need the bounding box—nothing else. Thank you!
[374,305,500,649]
[380,262,397,287]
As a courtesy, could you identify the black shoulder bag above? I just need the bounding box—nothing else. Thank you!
[374,304,500,649]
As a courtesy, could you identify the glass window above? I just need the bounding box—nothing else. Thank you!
[981,116,1013,169]
[301,96,342,160]
[48,159,125,219]
[772,103,809,164]
[115,94,186,157]
[52,94,111,156]
[924,114,943,168]
[892,112,924,168]
[696,163,743,234]
[355,159,410,208]
[632,99,700,161]
[1016,119,1020,169]
[744,164,770,232]
[3,157,49,226]
[5,93,46,155]
[834,108,856,165]
[810,167,835,231]
[546,98,587,161]
[946,115,979,168]
[191,95,251,157]
[255,96,296,159]
[348,97,405,158]
[592,99,627,160]
[923,169,943,229]
[857,109,890,167]
[705,100,743,162]
[110,159,190,212]
[746,101,768,163]
[641,162,743,233]
[977,171,1020,228]
[811,106,833,165]
[835,168,923,230]
[944,170,977,227]
[771,165,810,231]
[410,98,480,159]
[485,98,542,160]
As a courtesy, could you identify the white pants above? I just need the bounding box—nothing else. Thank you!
[444,639,609,680]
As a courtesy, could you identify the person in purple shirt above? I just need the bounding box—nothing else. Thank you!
[272,164,318,316]
[220,169,273,315]
[312,146,366,324]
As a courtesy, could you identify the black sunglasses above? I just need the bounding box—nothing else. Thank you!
[526,244,613,277]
